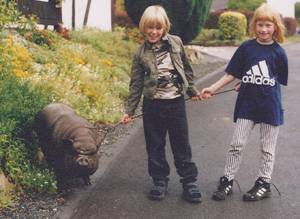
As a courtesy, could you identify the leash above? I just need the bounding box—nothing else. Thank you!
[92,88,236,141]
[185,88,236,101]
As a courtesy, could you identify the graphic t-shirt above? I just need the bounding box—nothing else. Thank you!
[225,39,288,125]
[152,41,183,99]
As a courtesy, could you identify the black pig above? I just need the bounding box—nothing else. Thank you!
[35,102,102,189]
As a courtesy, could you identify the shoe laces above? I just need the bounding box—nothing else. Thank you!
[270,183,281,197]
[232,179,241,193]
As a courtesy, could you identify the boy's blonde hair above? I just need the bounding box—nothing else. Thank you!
[139,5,170,36]
[249,3,285,43]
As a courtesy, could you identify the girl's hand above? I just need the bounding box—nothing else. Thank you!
[191,93,202,101]
[235,81,241,91]
[200,88,214,99]
[121,114,133,124]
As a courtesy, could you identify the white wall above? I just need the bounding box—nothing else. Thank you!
[267,0,297,18]
[62,0,112,31]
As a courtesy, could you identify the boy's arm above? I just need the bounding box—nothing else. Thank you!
[201,73,236,99]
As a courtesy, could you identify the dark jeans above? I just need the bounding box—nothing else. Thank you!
[142,95,198,184]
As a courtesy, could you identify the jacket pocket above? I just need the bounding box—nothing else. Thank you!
[141,58,155,74]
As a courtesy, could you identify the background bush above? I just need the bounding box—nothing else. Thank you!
[193,29,220,41]
[204,10,254,34]
[203,10,223,29]
[283,17,297,37]
[114,0,135,29]
[218,11,247,40]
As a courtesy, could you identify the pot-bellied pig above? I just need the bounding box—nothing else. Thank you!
[35,102,102,189]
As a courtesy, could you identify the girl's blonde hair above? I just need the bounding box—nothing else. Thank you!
[139,5,170,36]
[249,3,285,43]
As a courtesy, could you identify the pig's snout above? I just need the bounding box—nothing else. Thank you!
[78,157,90,167]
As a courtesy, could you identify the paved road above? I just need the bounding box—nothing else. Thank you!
[58,42,300,219]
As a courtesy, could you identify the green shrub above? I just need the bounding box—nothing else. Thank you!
[194,29,220,41]
[0,75,55,194]
[218,11,247,40]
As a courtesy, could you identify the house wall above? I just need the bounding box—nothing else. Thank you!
[267,0,298,18]
[61,0,112,31]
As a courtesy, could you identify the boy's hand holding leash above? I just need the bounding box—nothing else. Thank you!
[121,113,133,124]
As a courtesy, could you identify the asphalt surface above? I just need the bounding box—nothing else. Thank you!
[58,42,300,219]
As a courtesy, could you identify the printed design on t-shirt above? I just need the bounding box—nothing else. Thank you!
[242,60,275,86]
[152,43,183,99]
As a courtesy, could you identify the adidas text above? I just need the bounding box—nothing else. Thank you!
[242,75,275,86]
[242,60,275,86]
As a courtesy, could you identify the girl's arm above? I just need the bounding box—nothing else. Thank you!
[201,73,236,99]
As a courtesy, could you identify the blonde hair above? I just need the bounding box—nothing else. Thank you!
[139,5,170,36]
[249,3,285,43]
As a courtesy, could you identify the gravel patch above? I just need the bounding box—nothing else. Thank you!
[0,55,228,219]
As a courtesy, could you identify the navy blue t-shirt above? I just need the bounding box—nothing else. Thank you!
[225,39,288,125]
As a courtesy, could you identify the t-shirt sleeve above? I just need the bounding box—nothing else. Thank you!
[276,49,288,86]
[225,44,246,80]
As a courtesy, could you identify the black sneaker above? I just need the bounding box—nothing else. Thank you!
[213,176,233,200]
[182,182,202,203]
[243,177,271,201]
[149,181,168,200]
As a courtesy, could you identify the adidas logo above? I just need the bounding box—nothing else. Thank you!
[256,188,267,197]
[242,60,276,86]
[225,185,231,194]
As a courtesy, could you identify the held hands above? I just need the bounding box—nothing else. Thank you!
[191,93,202,101]
[200,87,214,99]
[121,113,133,124]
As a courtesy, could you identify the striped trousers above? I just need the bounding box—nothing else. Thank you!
[224,118,279,183]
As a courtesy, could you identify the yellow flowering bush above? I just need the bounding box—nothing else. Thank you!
[218,11,247,40]
[0,0,20,31]
[0,35,35,79]
[28,44,130,123]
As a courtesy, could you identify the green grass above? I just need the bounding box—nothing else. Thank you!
[284,35,300,44]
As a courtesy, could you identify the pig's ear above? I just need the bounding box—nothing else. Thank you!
[62,138,74,151]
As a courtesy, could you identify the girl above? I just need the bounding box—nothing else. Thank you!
[121,5,202,203]
[201,3,288,201]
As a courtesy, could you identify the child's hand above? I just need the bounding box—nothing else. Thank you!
[191,93,202,101]
[235,81,241,91]
[121,114,133,124]
[200,88,214,99]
